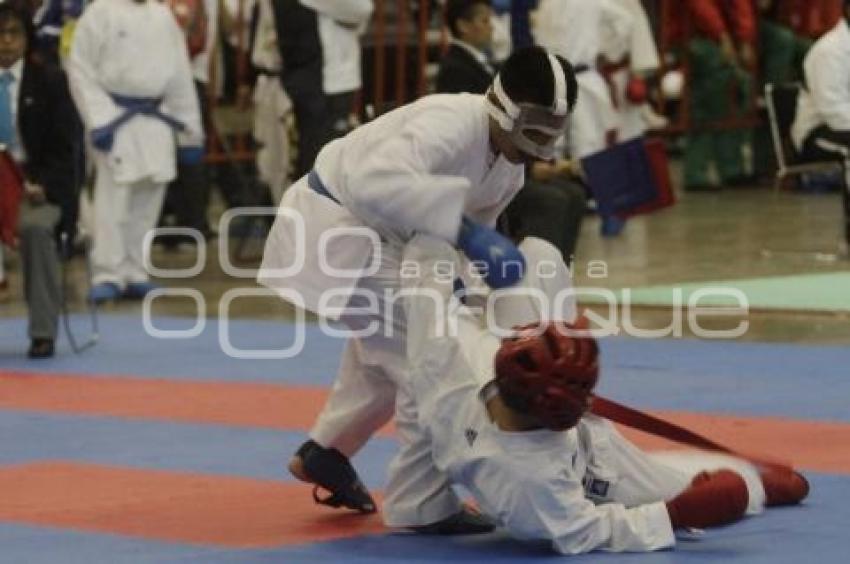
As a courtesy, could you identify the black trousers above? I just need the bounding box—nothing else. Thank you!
[273,0,331,178]
[801,126,850,244]
[502,177,588,262]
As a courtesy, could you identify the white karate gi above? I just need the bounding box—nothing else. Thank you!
[402,234,766,555]
[258,93,525,527]
[791,19,850,151]
[312,1,372,97]
[252,0,292,204]
[599,0,661,141]
[68,0,202,287]
[534,0,631,157]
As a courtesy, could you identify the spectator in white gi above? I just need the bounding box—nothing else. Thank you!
[250,0,292,204]
[67,0,203,302]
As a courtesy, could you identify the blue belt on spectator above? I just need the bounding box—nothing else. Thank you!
[307,170,340,205]
[90,94,188,153]
[109,94,186,132]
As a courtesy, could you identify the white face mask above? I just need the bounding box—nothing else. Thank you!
[484,53,570,161]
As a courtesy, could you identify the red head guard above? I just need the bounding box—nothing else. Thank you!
[494,318,599,431]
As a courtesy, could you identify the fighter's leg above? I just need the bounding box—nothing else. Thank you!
[288,245,404,513]
[90,158,130,288]
[380,235,493,530]
[123,177,167,286]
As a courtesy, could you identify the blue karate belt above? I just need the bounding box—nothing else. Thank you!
[92,94,188,153]
[307,170,340,205]
[109,94,186,132]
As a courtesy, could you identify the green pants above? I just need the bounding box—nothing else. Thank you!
[684,38,753,188]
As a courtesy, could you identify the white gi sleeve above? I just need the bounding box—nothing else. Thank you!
[344,106,474,242]
[804,36,850,132]
[162,17,204,146]
[66,6,122,131]
[495,470,676,554]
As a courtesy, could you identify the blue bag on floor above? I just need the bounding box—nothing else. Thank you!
[581,138,660,217]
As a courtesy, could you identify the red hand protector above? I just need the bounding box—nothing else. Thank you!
[666,469,749,529]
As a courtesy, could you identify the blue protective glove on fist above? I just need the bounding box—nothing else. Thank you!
[177,146,205,165]
[90,126,115,153]
[457,217,526,289]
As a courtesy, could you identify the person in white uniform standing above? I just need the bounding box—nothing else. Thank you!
[399,233,811,555]
[67,0,203,303]
[251,0,293,204]
[599,0,667,141]
[258,46,578,533]
[533,0,631,158]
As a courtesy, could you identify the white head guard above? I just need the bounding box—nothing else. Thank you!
[484,52,570,160]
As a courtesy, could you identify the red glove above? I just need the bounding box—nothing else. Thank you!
[625,76,648,104]
[666,470,749,529]
[760,467,810,506]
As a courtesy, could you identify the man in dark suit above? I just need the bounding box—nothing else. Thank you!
[436,0,587,263]
[436,0,495,94]
[0,2,80,358]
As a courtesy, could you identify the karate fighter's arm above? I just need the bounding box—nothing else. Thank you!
[65,8,122,131]
[491,468,675,554]
[345,106,476,242]
[162,17,204,148]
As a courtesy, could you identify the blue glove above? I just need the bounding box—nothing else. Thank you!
[177,145,205,165]
[457,217,525,289]
[90,125,115,152]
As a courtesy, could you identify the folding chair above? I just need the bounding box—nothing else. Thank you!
[762,83,849,260]
[764,82,842,192]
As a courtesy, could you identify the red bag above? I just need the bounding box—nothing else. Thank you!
[619,136,676,218]
[167,0,209,58]
[0,149,23,247]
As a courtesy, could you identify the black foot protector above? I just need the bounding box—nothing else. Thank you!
[409,508,496,535]
[295,440,377,514]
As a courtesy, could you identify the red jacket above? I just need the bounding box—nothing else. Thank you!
[776,0,843,39]
[663,0,757,47]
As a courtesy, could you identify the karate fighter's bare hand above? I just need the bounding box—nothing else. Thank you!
[24,182,46,205]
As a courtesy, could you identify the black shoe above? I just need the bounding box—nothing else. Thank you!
[291,440,377,514]
[409,508,496,536]
[28,338,55,359]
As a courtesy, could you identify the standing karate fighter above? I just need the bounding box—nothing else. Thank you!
[67,0,203,303]
[258,47,578,532]
[399,234,810,554]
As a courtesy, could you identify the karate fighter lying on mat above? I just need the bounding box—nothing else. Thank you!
[259,46,578,533]
[397,234,810,554]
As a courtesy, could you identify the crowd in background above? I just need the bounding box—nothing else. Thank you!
[1,0,849,359]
